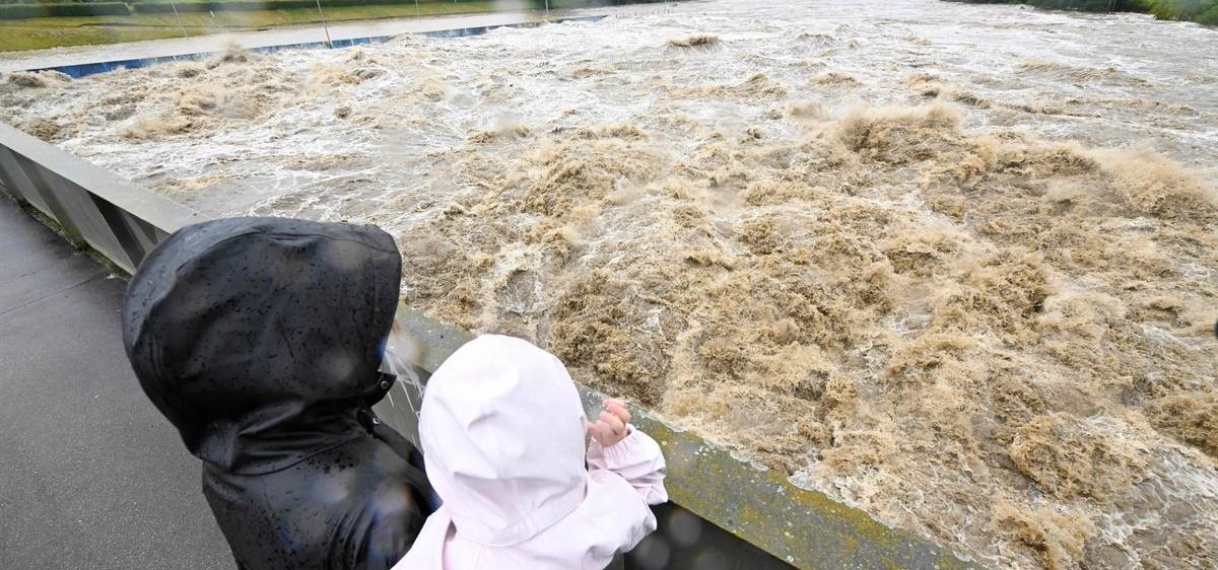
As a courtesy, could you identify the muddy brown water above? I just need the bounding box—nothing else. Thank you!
[4,1,1218,568]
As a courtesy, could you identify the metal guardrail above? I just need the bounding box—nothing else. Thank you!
[0,32,989,570]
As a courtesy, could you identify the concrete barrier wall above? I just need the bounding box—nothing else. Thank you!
[0,123,200,272]
[26,16,605,79]
[384,310,987,570]
[0,27,988,570]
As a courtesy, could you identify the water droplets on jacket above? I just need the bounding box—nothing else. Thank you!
[123,216,432,570]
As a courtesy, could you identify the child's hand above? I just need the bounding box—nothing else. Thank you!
[586,398,632,447]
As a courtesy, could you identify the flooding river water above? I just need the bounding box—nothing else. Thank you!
[3,1,1217,568]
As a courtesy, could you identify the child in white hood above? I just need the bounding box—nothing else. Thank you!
[394,335,668,569]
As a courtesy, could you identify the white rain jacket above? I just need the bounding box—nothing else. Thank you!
[393,335,668,569]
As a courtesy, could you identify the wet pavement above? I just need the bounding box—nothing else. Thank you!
[0,195,233,569]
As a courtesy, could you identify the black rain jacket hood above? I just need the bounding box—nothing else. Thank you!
[123,217,432,570]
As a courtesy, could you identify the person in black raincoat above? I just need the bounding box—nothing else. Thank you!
[122,217,434,570]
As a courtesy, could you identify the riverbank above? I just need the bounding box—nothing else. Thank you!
[946,0,1218,25]
[0,2,498,52]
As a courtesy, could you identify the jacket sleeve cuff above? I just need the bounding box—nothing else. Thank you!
[599,424,661,467]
